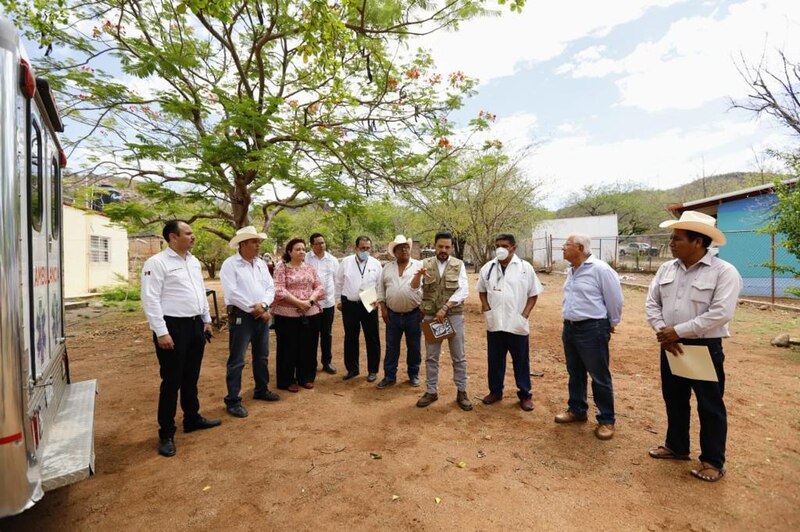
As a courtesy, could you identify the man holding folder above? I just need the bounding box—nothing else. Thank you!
[646,211,742,483]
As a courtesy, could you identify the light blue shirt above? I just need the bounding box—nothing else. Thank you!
[562,255,623,327]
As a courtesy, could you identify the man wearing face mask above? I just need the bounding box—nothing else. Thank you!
[335,236,383,381]
[477,234,543,412]
[412,231,472,411]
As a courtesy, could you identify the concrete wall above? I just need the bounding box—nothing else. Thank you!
[532,214,619,266]
[63,205,129,297]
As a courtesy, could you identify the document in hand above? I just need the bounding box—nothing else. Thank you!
[359,287,377,312]
[666,344,718,382]
[422,318,456,343]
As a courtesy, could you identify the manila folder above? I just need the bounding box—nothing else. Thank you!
[666,344,718,382]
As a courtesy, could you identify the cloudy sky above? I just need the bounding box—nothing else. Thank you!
[420,0,800,208]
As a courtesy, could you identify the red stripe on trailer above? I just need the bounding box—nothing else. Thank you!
[0,432,23,445]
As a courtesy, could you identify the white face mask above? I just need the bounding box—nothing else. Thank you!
[495,247,509,261]
[357,251,370,261]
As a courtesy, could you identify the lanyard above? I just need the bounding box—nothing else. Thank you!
[356,258,367,278]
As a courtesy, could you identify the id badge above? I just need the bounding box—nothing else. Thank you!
[236,317,242,325]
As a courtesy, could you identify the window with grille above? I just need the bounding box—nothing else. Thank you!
[90,235,110,262]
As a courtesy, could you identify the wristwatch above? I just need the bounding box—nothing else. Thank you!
[261,303,270,311]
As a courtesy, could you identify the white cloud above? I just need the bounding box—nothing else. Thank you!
[561,0,800,111]
[420,0,685,83]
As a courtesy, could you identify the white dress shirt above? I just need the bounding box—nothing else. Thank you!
[305,251,339,308]
[477,255,543,334]
[645,251,743,338]
[220,253,275,312]
[377,259,423,313]
[436,257,469,305]
[335,254,382,301]
[141,248,210,337]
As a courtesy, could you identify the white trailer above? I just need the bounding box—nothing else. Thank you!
[1,18,97,517]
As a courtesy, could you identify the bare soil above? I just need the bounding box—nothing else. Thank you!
[3,273,800,531]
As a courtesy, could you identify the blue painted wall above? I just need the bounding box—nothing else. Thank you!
[717,195,799,298]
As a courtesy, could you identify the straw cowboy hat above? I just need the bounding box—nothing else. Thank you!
[229,225,268,249]
[659,211,726,246]
[387,235,413,257]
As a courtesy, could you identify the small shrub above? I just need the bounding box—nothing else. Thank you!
[100,283,141,302]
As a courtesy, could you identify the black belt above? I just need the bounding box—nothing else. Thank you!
[680,338,722,346]
[389,307,419,316]
[164,315,203,321]
[563,318,607,326]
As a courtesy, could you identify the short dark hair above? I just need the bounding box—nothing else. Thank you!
[685,230,712,249]
[495,233,516,246]
[355,235,371,247]
[282,238,306,263]
[309,233,324,245]
[162,220,183,242]
[434,231,452,244]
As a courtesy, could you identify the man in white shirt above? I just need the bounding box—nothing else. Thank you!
[646,211,742,483]
[141,220,221,458]
[305,232,339,374]
[412,231,472,411]
[220,226,279,420]
[335,236,383,381]
[477,234,543,412]
[376,235,423,388]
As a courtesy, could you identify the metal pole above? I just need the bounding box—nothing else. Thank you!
[771,232,776,304]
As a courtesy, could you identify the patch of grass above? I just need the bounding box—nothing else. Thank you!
[100,283,141,302]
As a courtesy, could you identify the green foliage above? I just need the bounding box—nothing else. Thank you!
[5,0,525,239]
[100,281,141,302]
[558,183,667,236]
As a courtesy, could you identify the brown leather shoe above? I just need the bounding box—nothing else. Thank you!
[456,391,473,411]
[301,382,314,389]
[482,393,502,405]
[520,398,534,412]
[416,392,438,408]
[554,411,588,423]
[595,423,615,440]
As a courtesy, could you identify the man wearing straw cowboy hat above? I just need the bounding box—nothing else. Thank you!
[220,226,280,419]
[375,235,424,389]
[645,211,742,482]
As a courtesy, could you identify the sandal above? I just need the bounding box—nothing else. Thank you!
[648,445,690,460]
[690,462,725,482]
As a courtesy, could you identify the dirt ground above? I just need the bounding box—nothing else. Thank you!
[3,273,800,531]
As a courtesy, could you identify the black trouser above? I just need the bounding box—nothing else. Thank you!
[317,305,335,367]
[341,298,381,374]
[660,338,727,469]
[154,315,206,439]
[275,314,320,387]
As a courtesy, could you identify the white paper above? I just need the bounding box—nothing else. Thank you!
[666,344,718,382]
[359,287,378,313]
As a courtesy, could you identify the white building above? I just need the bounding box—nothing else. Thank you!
[63,204,129,297]
[532,214,619,268]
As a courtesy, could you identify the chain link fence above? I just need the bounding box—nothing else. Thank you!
[532,231,799,306]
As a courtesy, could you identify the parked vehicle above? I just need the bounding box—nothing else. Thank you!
[1,18,97,518]
[619,242,659,256]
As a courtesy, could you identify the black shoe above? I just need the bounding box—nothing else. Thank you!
[409,376,421,387]
[184,416,223,432]
[158,437,176,457]
[254,390,280,401]
[367,373,378,383]
[343,371,359,381]
[377,378,396,389]
[322,364,337,375]
[226,404,248,418]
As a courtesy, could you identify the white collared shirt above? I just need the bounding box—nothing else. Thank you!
[220,253,275,313]
[477,255,543,334]
[305,251,339,308]
[435,257,469,304]
[335,254,382,302]
[645,251,743,338]
[141,248,210,336]
[377,258,423,313]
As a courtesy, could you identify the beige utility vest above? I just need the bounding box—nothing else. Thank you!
[421,256,464,316]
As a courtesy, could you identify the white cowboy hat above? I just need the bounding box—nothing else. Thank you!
[387,234,413,257]
[659,211,726,246]
[229,225,268,249]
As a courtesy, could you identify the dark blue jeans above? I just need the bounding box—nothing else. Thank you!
[562,318,615,424]
[383,308,421,381]
[487,331,531,400]
[225,312,269,406]
[660,338,727,469]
